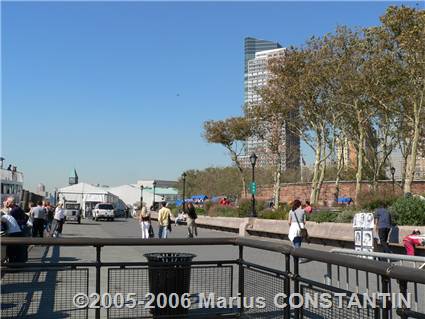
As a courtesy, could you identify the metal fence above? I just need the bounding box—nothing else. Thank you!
[1,237,424,319]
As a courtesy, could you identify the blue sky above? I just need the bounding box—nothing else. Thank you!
[2,1,420,192]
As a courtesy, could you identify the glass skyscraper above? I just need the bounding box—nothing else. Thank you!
[244,37,282,100]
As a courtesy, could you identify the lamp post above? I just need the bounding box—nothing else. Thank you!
[152,181,157,211]
[182,172,187,212]
[249,153,258,218]
[140,185,144,205]
[390,167,396,193]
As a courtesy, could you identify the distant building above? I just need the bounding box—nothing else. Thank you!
[389,153,425,180]
[69,168,78,185]
[36,183,46,196]
[336,137,357,168]
[239,41,300,169]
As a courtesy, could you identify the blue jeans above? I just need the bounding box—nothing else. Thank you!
[158,226,168,239]
[293,236,302,248]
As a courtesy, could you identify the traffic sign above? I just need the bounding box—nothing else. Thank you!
[250,182,257,195]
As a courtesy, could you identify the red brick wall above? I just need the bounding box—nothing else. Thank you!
[254,181,425,206]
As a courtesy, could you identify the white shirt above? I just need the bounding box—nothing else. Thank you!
[54,207,64,220]
[1,214,22,234]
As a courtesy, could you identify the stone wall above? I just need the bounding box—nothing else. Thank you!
[254,180,425,205]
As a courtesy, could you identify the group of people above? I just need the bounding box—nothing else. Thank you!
[138,202,198,239]
[1,197,67,263]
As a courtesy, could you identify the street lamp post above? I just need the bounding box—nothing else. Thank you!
[182,172,187,212]
[390,167,396,193]
[140,185,144,205]
[152,181,157,211]
[249,153,258,218]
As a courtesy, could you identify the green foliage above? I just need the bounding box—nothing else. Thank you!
[238,199,266,217]
[207,206,240,218]
[204,201,213,212]
[259,204,290,220]
[195,207,206,215]
[307,211,339,223]
[334,210,356,223]
[391,197,425,226]
[358,189,401,210]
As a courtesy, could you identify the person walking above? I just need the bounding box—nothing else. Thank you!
[288,199,306,248]
[185,202,198,238]
[374,204,392,253]
[139,203,151,239]
[1,212,26,262]
[7,197,28,231]
[44,201,54,232]
[157,202,171,239]
[50,202,65,238]
[31,201,46,237]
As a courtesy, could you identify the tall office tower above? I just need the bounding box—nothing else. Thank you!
[240,41,300,170]
[244,37,282,101]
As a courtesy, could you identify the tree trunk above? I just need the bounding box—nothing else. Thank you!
[404,102,422,194]
[315,137,327,204]
[230,150,247,199]
[334,142,344,204]
[355,108,365,205]
[273,156,282,209]
[310,133,323,205]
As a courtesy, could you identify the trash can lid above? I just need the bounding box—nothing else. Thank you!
[144,252,196,263]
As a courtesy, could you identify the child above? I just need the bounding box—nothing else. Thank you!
[403,229,425,256]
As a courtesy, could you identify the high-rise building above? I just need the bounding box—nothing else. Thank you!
[244,37,282,102]
[240,38,300,170]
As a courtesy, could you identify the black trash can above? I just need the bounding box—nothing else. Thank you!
[144,252,196,318]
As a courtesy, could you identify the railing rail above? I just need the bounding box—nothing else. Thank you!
[2,236,425,319]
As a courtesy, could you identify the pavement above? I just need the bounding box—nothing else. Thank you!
[2,217,424,318]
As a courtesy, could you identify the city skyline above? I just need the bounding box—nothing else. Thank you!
[2,1,417,192]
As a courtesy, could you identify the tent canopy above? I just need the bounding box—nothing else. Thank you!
[191,195,208,200]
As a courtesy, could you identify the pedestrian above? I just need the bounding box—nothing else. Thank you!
[185,202,198,238]
[374,204,392,253]
[7,197,29,230]
[157,202,171,239]
[403,230,425,256]
[45,201,54,232]
[139,203,151,239]
[50,202,64,238]
[31,201,47,238]
[288,199,307,248]
[1,212,27,262]
[304,201,313,214]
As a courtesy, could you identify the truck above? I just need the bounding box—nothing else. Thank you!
[92,203,115,221]
[63,201,82,224]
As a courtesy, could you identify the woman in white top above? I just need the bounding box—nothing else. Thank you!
[50,202,64,238]
[288,199,306,248]
[139,203,151,239]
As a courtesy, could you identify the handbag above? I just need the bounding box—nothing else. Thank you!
[294,211,309,240]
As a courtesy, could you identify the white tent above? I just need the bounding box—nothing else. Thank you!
[107,184,164,211]
[58,183,120,218]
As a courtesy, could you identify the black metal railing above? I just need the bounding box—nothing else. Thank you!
[1,237,424,319]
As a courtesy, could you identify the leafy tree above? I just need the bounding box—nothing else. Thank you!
[203,117,252,198]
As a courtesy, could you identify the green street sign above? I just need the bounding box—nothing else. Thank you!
[250,182,257,195]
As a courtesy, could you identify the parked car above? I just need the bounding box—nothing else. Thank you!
[92,203,115,221]
[63,202,81,224]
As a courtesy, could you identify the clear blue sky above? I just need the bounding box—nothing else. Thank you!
[2,1,420,192]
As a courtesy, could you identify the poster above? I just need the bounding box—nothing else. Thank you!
[362,230,373,248]
[353,212,374,253]
[355,231,362,246]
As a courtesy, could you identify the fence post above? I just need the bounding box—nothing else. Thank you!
[95,245,102,319]
[397,280,408,319]
[238,245,244,315]
[381,275,391,319]
[284,253,291,319]
[293,256,300,319]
